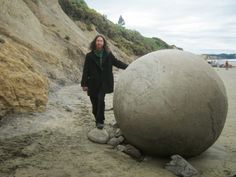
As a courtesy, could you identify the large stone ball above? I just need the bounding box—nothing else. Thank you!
[113,49,228,157]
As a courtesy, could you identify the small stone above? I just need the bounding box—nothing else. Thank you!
[107,136,124,147]
[165,155,199,177]
[87,128,109,144]
[115,128,123,137]
[118,136,124,142]
[116,145,126,152]
[108,131,116,139]
[123,144,143,160]
[107,138,117,146]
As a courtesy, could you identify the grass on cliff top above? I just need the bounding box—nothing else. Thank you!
[59,0,171,56]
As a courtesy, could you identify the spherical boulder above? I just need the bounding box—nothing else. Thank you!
[113,49,228,157]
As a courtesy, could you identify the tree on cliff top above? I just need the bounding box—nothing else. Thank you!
[118,15,125,26]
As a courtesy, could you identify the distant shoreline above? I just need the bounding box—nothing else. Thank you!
[207,59,236,67]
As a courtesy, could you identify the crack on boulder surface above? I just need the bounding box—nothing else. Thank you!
[207,102,217,140]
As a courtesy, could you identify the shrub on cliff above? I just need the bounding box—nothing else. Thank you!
[59,0,171,56]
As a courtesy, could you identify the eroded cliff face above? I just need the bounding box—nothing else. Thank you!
[0,40,48,116]
[0,0,131,117]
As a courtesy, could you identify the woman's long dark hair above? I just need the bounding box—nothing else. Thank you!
[89,34,110,53]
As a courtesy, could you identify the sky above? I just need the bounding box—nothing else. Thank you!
[85,0,236,54]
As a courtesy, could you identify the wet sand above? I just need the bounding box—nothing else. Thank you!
[0,67,235,177]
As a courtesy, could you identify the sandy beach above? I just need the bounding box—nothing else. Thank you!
[0,66,235,177]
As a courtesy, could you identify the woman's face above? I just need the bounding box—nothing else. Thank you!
[95,36,104,50]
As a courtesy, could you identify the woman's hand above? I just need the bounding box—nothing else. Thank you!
[82,87,88,91]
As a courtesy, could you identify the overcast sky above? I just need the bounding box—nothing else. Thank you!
[85,0,236,54]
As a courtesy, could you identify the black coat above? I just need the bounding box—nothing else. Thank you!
[81,50,128,96]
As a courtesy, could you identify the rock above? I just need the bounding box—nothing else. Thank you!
[115,128,123,137]
[0,42,48,117]
[87,128,109,144]
[116,145,126,152]
[107,137,118,146]
[107,136,124,147]
[165,155,199,177]
[107,129,116,139]
[113,49,228,157]
[123,144,143,160]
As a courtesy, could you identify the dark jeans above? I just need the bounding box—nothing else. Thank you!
[89,89,105,124]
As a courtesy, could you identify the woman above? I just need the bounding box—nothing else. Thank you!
[81,35,128,129]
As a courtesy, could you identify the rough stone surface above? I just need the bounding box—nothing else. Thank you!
[63,105,73,112]
[21,143,42,157]
[116,144,143,160]
[87,128,109,144]
[115,128,123,137]
[114,49,228,157]
[116,145,126,152]
[0,42,48,117]
[165,155,199,177]
[107,136,124,147]
[123,144,143,160]
[111,122,119,128]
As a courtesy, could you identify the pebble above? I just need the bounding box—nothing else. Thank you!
[107,136,124,147]
[165,154,199,177]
